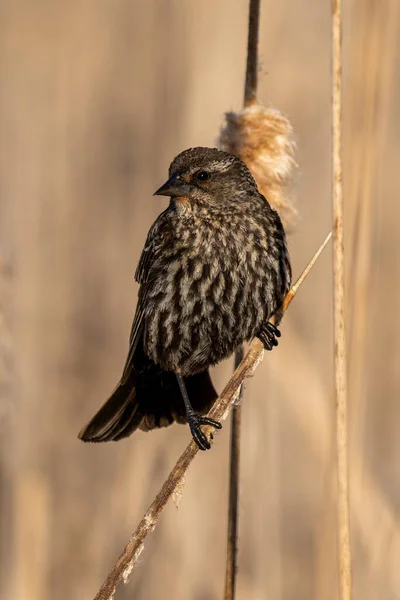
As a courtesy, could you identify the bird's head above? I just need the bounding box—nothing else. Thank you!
[154,147,258,209]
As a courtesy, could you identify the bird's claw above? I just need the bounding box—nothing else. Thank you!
[257,322,281,351]
[187,412,222,451]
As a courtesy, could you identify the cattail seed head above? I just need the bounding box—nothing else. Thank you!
[218,104,298,232]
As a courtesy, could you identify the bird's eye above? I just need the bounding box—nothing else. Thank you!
[196,171,209,182]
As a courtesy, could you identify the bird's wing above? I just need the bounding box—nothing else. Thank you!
[120,210,169,384]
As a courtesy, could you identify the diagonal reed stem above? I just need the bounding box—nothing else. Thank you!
[91,232,332,600]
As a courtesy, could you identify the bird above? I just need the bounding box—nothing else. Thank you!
[78,147,292,450]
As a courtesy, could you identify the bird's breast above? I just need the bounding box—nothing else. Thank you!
[143,239,269,375]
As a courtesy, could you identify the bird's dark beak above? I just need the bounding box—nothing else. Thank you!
[153,174,191,197]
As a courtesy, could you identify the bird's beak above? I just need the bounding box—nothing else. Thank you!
[153,174,191,197]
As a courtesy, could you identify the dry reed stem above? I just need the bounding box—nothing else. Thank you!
[91,232,331,600]
[222,27,297,594]
[244,0,260,107]
[224,348,243,600]
[332,0,352,598]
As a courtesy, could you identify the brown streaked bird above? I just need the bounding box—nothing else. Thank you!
[78,147,291,450]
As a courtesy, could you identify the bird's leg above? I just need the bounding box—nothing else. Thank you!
[257,322,281,351]
[176,373,222,451]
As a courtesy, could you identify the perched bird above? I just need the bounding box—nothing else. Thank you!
[79,147,291,450]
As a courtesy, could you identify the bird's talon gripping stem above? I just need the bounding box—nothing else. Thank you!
[187,411,222,451]
[257,322,281,351]
[176,373,221,451]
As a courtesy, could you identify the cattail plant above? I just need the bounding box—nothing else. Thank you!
[217,2,297,597]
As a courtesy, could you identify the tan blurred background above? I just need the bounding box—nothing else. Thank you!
[1,1,399,599]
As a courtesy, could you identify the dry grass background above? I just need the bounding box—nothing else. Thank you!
[0,1,399,599]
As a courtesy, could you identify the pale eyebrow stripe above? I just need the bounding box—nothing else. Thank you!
[189,160,234,176]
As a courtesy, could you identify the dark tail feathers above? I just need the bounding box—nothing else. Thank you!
[78,360,218,443]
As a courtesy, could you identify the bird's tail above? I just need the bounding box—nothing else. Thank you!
[78,367,143,442]
[78,353,218,443]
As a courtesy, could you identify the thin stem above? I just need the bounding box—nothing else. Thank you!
[244,0,261,106]
[332,0,352,598]
[225,1,262,594]
[224,348,243,600]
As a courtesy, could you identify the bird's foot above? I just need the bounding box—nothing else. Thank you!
[257,322,281,351]
[187,411,222,451]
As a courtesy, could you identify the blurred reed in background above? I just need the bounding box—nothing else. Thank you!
[0,1,399,599]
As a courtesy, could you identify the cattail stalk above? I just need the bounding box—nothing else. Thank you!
[221,0,298,594]
[244,0,260,107]
[224,347,243,600]
[224,1,261,597]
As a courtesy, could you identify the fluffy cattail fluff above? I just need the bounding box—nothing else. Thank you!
[218,104,298,232]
